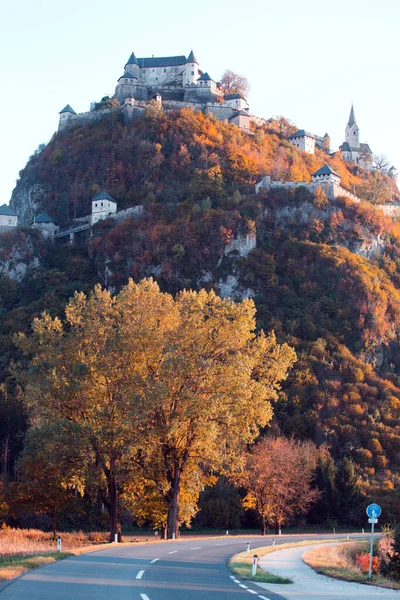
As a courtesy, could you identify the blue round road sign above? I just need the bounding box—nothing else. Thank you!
[366,503,381,519]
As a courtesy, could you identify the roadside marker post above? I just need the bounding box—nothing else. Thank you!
[246,542,250,552]
[272,538,275,546]
[252,554,258,576]
[366,503,382,579]
[57,536,62,552]
[114,533,118,543]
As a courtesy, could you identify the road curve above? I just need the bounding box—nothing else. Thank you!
[0,534,365,600]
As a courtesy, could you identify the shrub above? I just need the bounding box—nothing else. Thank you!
[355,552,380,573]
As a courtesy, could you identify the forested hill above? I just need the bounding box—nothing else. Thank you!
[2,107,400,524]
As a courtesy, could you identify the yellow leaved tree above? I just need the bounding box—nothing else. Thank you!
[17,279,295,539]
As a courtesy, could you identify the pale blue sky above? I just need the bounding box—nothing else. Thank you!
[0,0,399,203]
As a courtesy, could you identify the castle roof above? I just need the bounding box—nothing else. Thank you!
[59,104,76,115]
[118,72,138,81]
[0,204,17,216]
[34,212,55,223]
[229,110,250,119]
[93,191,116,203]
[348,104,358,128]
[312,165,340,178]
[137,55,186,68]
[288,129,316,140]
[360,142,372,154]
[197,72,213,81]
[224,93,247,101]
[186,50,198,64]
[126,52,139,66]
[340,141,372,154]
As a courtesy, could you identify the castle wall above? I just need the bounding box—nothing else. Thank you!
[255,176,361,203]
[289,135,315,154]
[139,65,184,86]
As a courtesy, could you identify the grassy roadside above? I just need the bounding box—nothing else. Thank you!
[228,538,359,585]
[0,542,123,582]
[303,542,400,590]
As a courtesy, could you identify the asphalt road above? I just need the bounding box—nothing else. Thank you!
[0,533,365,600]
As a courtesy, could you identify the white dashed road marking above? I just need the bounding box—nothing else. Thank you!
[191,546,202,549]
[136,570,145,579]
[168,550,178,554]
[140,595,150,600]
[216,543,227,546]
[247,591,257,595]
[150,558,160,563]
[239,584,248,588]
[258,596,272,599]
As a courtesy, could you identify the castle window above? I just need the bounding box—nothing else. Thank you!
[101,203,103,207]
[191,71,194,75]
[164,69,166,72]
[95,203,98,207]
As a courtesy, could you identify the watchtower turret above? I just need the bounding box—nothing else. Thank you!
[184,50,199,86]
[58,105,77,131]
[125,51,140,79]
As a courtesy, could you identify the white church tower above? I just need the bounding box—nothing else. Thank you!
[345,104,360,149]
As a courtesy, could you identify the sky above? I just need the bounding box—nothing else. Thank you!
[0,0,399,203]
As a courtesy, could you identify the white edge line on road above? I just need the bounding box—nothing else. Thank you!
[136,570,145,579]
[239,584,248,588]
[190,546,202,550]
[215,543,227,546]
[258,596,272,600]
[247,591,257,595]
[229,575,236,579]
[140,595,150,600]
[233,579,240,583]
[150,558,160,563]
[168,550,178,554]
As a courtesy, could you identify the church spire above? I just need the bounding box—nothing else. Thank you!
[348,104,357,128]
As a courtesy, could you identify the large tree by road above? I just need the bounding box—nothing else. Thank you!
[18,279,295,539]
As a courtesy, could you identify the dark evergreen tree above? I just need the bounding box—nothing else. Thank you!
[335,456,362,525]
[308,451,337,525]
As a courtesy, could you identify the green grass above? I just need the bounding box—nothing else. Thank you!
[230,560,293,583]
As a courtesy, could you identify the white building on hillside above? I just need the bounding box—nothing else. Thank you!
[0,204,18,227]
[339,105,373,169]
[287,130,316,154]
[91,192,117,225]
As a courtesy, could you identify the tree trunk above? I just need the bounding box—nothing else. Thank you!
[262,515,266,536]
[167,469,181,539]
[107,478,122,542]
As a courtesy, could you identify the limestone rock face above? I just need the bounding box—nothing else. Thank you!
[10,182,45,225]
[0,232,40,282]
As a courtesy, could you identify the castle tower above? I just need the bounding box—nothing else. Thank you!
[125,51,140,78]
[58,105,77,131]
[345,104,360,149]
[184,50,199,86]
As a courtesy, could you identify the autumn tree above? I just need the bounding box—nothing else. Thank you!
[373,154,390,173]
[219,70,250,97]
[7,425,86,535]
[18,279,295,539]
[235,437,320,534]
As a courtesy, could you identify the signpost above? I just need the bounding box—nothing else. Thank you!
[366,504,381,579]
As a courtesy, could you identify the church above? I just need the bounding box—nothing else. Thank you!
[339,105,373,169]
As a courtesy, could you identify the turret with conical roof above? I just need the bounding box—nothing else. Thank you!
[125,51,140,78]
[184,50,199,86]
[58,104,78,131]
[345,103,360,149]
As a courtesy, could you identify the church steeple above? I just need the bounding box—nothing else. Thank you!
[348,104,357,128]
[345,103,360,149]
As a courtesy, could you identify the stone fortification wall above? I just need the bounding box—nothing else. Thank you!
[109,205,144,223]
[256,177,361,203]
[376,203,400,219]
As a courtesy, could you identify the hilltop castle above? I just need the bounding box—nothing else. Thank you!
[59,50,253,133]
